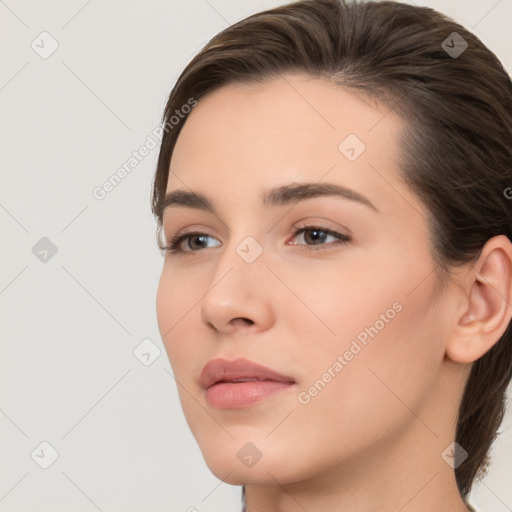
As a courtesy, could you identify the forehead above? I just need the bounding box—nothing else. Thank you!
[165,73,414,217]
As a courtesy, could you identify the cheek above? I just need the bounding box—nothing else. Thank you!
[300,271,444,431]
[156,263,201,331]
[156,269,193,372]
[291,249,443,394]
[156,271,174,346]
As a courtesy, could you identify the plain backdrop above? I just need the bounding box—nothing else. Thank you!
[1,0,511,511]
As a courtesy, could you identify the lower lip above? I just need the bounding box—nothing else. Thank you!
[205,380,294,409]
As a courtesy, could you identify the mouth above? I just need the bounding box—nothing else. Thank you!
[205,380,295,409]
[200,357,296,409]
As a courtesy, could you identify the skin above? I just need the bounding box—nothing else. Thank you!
[155,73,512,512]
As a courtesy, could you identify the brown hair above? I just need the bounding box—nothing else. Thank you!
[151,0,512,501]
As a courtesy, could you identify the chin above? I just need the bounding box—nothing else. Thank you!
[195,435,310,486]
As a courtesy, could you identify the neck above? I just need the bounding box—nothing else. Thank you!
[243,457,471,512]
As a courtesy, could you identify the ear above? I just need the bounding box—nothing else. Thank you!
[445,235,512,364]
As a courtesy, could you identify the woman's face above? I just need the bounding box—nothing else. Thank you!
[156,73,462,486]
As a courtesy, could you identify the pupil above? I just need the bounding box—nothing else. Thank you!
[307,229,324,244]
[192,235,207,249]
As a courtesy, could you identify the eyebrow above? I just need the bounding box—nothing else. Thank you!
[159,181,378,218]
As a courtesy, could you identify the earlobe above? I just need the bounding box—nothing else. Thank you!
[445,235,512,364]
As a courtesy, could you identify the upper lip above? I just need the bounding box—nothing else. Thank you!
[200,358,295,389]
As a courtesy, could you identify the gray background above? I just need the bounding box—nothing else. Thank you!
[1,0,511,511]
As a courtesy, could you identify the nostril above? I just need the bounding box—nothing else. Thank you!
[206,321,218,332]
[206,317,254,332]
[232,317,254,327]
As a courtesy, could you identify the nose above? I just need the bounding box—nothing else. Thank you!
[200,240,275,335]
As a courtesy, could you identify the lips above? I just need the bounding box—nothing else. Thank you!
[200,357,295,389]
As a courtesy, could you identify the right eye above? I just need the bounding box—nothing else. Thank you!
[164,231,221,255]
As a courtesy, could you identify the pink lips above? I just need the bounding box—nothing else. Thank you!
[200,358,295,409]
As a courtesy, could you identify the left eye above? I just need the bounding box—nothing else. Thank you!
[289,226,351,251]
[163,225,351,255]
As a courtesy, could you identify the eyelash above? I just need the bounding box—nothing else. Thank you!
[163,225,351,255]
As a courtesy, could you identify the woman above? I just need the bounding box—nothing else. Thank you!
[152,0,512,510]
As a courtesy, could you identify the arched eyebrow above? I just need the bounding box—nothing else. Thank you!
[160,181,378,218]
